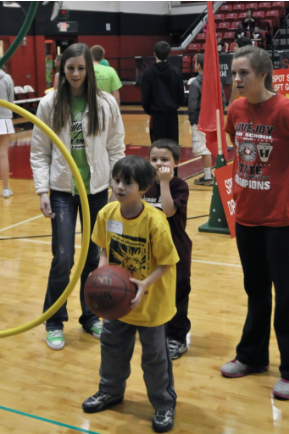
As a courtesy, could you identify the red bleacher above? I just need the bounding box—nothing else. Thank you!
[232,4,245,12]
[184,0,287,67]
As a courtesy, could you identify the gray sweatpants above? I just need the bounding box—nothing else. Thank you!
[99,319,177,411]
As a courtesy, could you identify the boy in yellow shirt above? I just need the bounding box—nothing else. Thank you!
[82,155,179,433]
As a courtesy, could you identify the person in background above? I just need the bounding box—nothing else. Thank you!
[90,45,122,106]
[234,23,246,40]
[0,65,14,198]
[45,52,53,89]
[242,10,257,36]
[53,54,62,90]
[217,36,229,53]
[141,41,184,146]
[31,43,125,351]
[251,25,264,48]
[188,54,226,185]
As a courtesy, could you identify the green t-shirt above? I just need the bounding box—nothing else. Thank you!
[93,64,122,94]
[45,59,53,83]
[70,96,90,195]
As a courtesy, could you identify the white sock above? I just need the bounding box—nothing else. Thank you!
[204,168,211,180]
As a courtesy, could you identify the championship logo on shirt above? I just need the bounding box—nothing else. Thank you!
[109,234,147,279]
[257,143,273,163]
[239,141,257,162]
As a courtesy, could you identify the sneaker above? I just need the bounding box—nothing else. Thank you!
[46,330,65,350]
[221,359,269,378]
[89,319,102,339]
[168,340,188,360]
[82,390,124,413]
[152,408,175,433]
[273,379,289,400]
[194,175,214,186]
[3,188,13,198]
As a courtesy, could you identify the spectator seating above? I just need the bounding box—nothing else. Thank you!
[272,1,285,15]
[245,3,258,11]
[229,42,237,51]
[253,11,266,21]
[226,13,238,22]
[258,2,272,13]
[217,22,231,31]
[265,9,280,26]
[23,85,40,109]
[14,87,31,110]
[232,4,245,12]
[200,43,206,53]
[223,31,236,43]
[187,43,201,54]
[231,21,242,30]
[238,12,248,20]
[195,32,206,41]
[182,56,192,74]
[220,4,232,12]
[14,85,41,113]
[214,13,225,23]
[216,32,223,39]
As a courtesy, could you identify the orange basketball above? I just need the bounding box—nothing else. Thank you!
[84,265,137,320]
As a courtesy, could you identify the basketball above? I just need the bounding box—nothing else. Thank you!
[84,265,137,320]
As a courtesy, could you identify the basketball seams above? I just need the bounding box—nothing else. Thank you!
[84,265,137,319]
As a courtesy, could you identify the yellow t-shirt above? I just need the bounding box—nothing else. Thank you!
[92,200,179,327]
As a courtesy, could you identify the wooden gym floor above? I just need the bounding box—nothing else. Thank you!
[0,109,286,433]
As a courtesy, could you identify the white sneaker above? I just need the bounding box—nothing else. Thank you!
[3,188,13,198]
[46,330,65,350]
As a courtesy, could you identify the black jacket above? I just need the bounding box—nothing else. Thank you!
[188,73,226,125]
[141,61,184,114]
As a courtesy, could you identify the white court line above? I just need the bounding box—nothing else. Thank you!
[0,236,242,268]
[0,235,82,248]
[0,214,43,233]
[178,156,201,167]
[191,259,241,268]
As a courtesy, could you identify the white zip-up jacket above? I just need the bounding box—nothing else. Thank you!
[30,90,125,195]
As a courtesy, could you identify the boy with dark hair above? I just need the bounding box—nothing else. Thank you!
[143,140,192,359]
[154,41,171,61]
[141,41,184,145]
[82,155,179,433]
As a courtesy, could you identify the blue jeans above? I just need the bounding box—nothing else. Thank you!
[44,189,108,331]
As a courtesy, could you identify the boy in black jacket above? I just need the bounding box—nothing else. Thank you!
[141,41,184,144]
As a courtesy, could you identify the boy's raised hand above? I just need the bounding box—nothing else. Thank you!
[129,278,148,310]
[157,166,174,183]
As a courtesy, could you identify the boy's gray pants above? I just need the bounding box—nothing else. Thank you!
[99,319,177,411]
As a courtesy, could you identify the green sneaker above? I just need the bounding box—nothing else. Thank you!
[46,330,65,350]
[90,320,102,339]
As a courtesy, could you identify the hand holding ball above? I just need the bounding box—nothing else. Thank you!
[84,265,137,320]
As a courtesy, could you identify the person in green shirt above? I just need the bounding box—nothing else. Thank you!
[45,52,53,89]
[90,45,122,106]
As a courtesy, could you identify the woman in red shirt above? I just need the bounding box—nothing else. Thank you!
[220,45,289,400]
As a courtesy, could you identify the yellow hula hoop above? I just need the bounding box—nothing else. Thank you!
[0,99,91,337]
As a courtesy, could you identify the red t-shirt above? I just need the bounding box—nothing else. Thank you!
[225,93,289,227]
